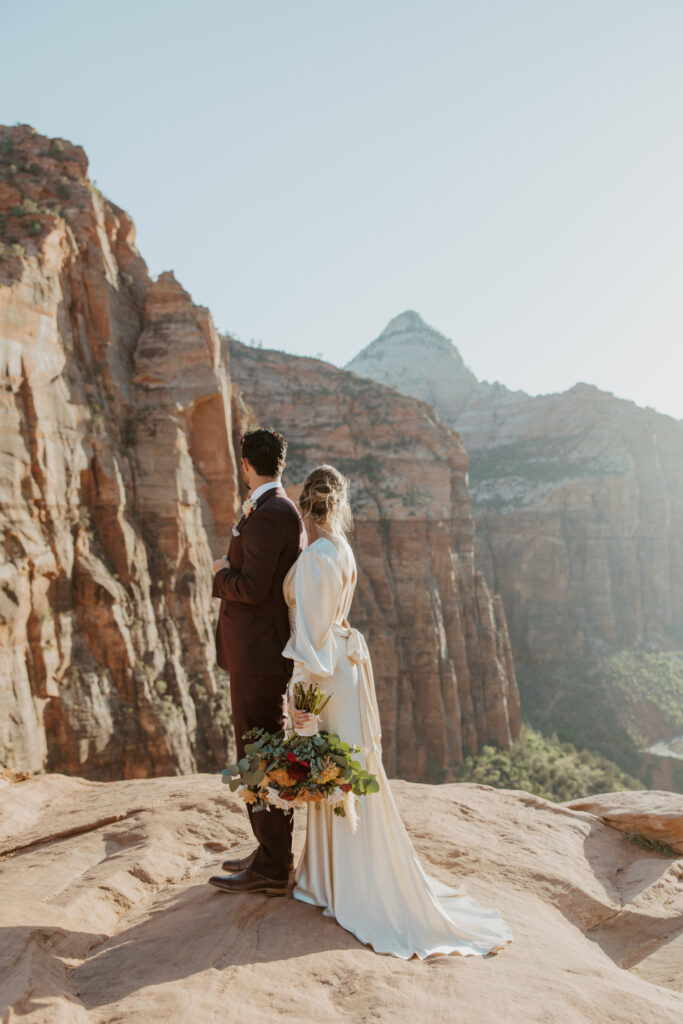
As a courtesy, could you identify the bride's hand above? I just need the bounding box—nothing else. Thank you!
[292,707,316,729]
[287,689,316,730]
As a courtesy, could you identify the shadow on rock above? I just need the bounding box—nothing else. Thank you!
[74,879,364,1009]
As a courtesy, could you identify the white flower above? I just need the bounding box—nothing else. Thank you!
[265,786,295,811]
[344,790,359,833]
[241,496,257,517]
[327,787,359,832]
[327,786,346,807]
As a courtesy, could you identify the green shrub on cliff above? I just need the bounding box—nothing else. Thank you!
[518,648,683,792]
[599,649,683,741]
[456,725,642,802]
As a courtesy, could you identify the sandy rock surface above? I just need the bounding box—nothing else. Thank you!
[1,774,682,1024]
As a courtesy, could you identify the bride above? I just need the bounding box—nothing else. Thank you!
[282,464,513,960]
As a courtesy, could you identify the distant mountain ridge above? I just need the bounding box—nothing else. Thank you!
[347,311,683,791]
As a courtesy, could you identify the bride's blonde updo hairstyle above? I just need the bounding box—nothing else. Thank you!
[299,464,353,535]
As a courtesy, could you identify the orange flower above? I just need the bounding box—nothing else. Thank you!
[301,790,325,803]
[318,762,341,783]
[238,787,258,804]
[268,768,297,788]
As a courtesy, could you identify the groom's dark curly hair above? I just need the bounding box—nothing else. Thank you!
[241,427,287,477]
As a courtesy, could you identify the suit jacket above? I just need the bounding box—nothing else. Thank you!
[212,485,307,676]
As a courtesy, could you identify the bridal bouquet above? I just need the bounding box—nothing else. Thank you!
[221,683,379,831]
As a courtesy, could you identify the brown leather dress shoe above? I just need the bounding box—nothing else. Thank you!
[209,866,288,897]
[221,849,256,873]
[221,849,294,873]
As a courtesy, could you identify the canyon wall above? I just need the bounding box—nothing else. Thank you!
[1,127,519,781]
[0,125,241,778]
[227,340,520,779]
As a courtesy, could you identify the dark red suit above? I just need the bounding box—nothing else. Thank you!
[212,484,306,880]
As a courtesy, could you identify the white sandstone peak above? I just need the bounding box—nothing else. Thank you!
[372,310,461,358]
[346,311,478,420]
[380,310,427,334]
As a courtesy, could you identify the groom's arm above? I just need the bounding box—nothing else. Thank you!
[212,509,284,604]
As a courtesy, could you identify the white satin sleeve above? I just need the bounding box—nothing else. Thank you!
[282,542,343,682]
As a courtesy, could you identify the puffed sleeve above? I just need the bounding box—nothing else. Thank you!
[282,542,343,681]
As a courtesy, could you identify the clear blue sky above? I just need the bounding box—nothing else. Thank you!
[3,1,682,418]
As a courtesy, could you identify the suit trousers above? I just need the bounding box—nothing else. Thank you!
[229,671,294,881]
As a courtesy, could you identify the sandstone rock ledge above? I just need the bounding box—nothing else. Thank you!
[0,776,681,1024]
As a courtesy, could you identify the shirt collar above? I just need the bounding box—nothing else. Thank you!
[250,480,282,504]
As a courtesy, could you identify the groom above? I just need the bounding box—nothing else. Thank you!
[209,427,306,896]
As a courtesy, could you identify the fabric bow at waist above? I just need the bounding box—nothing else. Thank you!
[332,622,370,665]
[331,620,382,762]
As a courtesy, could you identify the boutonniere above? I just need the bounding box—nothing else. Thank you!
[241,496,257,518]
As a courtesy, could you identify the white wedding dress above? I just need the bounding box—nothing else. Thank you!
[282,532,513,960]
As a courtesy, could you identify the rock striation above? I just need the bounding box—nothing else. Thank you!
[347,312,683,787]
[0,125,241,778]
[1,771,682,1022]
[228,340,520,780]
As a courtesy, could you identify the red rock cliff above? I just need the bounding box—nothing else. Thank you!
[1,126,519,782]
[0,125,241,778]
[228,340,520,780]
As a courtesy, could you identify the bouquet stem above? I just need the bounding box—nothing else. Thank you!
[293,681,332,715]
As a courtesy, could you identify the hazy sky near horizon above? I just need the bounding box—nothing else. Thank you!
[3,1,682,418]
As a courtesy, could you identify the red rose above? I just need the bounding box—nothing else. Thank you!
[286,751,309,765]
[285,751,310,780]
[340,783,352,792]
